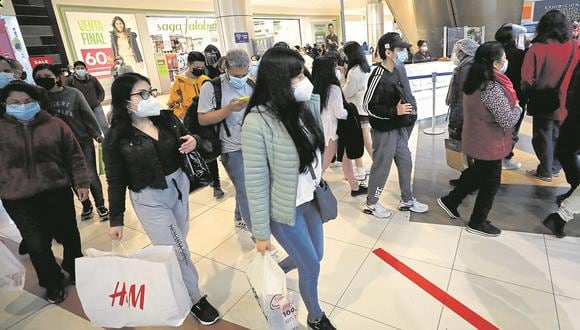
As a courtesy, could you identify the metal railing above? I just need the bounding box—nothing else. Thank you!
[408,71,454,135]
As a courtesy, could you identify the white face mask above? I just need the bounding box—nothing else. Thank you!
[131,96,162,117]
[292,78,314,102]
[499,59,509,74]
[420,46,428,52]
[335,69,342,80]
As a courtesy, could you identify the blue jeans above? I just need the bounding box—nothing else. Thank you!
[221,150,251,230]
[271,201,324,321]
[93,105,109,136]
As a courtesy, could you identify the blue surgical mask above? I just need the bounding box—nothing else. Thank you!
[0,72,14,88]
[6,102,41,121]
[395,50,408,65]
[228,73,248,90]
[75,69,86,78]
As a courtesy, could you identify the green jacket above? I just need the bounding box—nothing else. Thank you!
[241,95,322,241]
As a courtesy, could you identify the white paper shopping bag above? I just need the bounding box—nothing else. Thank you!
[247,253,300,330]
[75,245,192,328]
[0,240,25,293]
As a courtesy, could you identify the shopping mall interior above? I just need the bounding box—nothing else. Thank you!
[1,0,580,329]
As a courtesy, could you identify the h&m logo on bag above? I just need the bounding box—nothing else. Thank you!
[108,281,146,310]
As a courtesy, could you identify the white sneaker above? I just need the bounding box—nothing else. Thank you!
[362,202,392,219]
[399,198,429,213]
[235,219,248,231]
[354,167,367,181]
[502,159,521,170]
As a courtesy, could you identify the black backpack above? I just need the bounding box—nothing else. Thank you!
[183,76,254,161]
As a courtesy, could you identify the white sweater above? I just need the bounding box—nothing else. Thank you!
[321,85,348,146]
[343,65,371,116]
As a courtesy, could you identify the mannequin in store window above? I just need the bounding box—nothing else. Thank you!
[110,16,144,73]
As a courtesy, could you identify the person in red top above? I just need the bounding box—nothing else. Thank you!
[522,10,579,182]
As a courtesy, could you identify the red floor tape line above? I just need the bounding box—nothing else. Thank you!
[372,248,499,330]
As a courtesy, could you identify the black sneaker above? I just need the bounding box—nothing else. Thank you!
[308,313,336,330]
[543,213,566,238]
[97,206,110,221]
[213,187,225,199]
[46,286,66,304]
[190,295,220,326]
[466,220,501,237]
[81,204,93,221]
[437,197,460,219]
[350,183,368,197]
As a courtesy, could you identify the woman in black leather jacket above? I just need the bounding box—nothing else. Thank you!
[103,73,221,325]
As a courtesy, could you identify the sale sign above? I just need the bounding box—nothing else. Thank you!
[81,48,114,78]
[29,56,53,68]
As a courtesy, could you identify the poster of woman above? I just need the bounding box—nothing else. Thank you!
[110,16,144,73]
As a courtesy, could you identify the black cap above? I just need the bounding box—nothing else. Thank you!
[378,32,411,50]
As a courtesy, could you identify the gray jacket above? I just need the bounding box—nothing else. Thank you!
[447,57,474,140]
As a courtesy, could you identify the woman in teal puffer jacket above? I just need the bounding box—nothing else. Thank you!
[241,47,336,330]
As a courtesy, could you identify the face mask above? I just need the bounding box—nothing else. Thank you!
[228,74,248,90]
[394,50,408,65]
[191,68,205,77]
[6,102,41,121]
[75,69,86,78]
[0,72,14,88]
[498,59,509,74]
[420,46,428,52]
[20,71,27,81]
[335,69,342,80]
[35,77,56,90]
[130,96,162,118]
[292,78,314,102]
[116,60,123,65]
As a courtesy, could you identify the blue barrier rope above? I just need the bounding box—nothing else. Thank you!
[408,72,454,80]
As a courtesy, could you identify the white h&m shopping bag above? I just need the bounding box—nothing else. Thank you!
[75,245,192,328]
[246,252,300,330]
[0,240,25,293]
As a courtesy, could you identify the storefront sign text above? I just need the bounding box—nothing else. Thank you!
[78,19,106,46]
[149,18,217,35]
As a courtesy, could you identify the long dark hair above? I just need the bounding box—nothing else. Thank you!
[343,41,371,78]
[105,73,150,145]
[532,10,572,43]
[244,47,324,173]
[112,16,127,33]
[312,56,339,112]
[463,41,504,95]
[495,25,516,49]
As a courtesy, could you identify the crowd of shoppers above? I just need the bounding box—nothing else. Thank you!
[0,9,579,330]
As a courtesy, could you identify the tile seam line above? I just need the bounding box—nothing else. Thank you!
[451,268,555,295]
[332,218,395,323]
[437,227,464,329]
[543,235,562,330]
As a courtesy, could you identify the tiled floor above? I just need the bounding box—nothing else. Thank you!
[1,116,579,330]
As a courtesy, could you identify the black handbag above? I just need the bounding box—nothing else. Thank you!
[337,93,364,160]
[527,41,576,116]
[168,113,213,193]
[182,150,213,193]
[308,164,338,223]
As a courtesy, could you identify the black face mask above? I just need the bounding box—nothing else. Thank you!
[35,77,56,90]
[191,68,205,77]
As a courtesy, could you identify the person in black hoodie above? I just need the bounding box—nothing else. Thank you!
[362,33,428,218]
[204,44,222,79]
[495,23,527,170]
[65,60,108,135]
[543,62,580,238]
[33,64,108,222]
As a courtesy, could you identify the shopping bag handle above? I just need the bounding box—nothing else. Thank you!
[111,240,130,257]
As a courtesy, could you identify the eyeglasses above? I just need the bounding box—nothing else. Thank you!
[130,89,158,100]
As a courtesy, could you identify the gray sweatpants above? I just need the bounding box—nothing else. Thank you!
[130,169,201,301]
[367,126,413,205]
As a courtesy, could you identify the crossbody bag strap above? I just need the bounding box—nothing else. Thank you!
[307,164,317,182]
